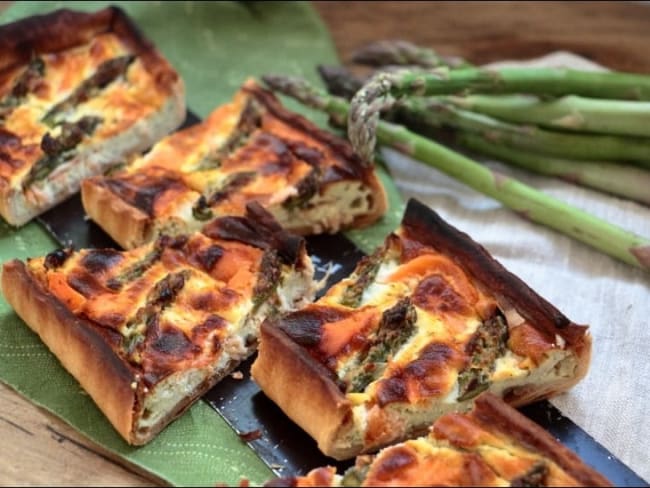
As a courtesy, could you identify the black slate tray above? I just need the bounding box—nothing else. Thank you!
[36,111,648,486]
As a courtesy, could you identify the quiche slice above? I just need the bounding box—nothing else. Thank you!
[81,79,387,249]
[1,203,314,445]
[268,393,611,487]
[0,7,185,226]
[252,199,591,460]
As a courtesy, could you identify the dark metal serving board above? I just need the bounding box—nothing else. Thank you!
[37,111,647,486]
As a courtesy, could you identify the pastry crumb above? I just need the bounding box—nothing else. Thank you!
[238,429,262,442]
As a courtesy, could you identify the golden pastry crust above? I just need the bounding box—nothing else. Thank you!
[1,259,137,441]
[80,169,199,249]
[0,7,185,226]
[254,314,354,456]
[252,198,591,460]
[81,79,387,249]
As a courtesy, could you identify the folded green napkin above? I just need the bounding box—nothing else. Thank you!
[0,2,402,485]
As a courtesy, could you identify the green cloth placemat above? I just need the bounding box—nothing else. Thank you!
[0,2,404,485]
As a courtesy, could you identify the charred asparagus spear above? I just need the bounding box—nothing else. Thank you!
[348,67,650,162]
[262,75,650,271]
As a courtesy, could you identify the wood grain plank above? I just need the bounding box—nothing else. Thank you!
[0,382,156,486]
[313,1,650,72]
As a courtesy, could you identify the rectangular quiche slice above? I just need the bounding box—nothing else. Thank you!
[252,198,591,460]
[81,79,387,249]
[1,203,314,444]
[0,7,185,226]
[268,393,610,487]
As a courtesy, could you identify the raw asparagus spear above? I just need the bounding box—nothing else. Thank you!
[458,133,650,206]
[317,64,434,100]
[448,94,650,138]
[351,40,470,69]
[262,75,650,271]
[348,67,650,162]
[317,65,365,99]
[396,98,650,167]
[317,66,650,204]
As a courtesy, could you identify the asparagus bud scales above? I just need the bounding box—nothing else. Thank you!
[348,67,650,162]
[262,75,650,271]
[317,65,364,99]
[351,39,470,69]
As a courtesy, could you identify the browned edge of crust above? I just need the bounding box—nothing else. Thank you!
[202,201,307,267]
[251,319,353,459]
[400,198,589,348]
[0,8,113,72]
[0,7,180,94]
[107,7,181,94]
[473,393,612,486]
[0,260,137,443]
[242,79,388,228]
[81,177,150,250]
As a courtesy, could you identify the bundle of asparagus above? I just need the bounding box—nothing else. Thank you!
[318,42,650,207]
[267,41,650,273]
[262,70,650,273]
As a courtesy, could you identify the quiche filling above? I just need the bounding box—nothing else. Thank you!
[0,58,46,120]
[41,54,135,127]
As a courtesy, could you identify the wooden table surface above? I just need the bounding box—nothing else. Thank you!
[2,1,650,485]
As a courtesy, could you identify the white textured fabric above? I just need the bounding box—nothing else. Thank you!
[380,52,650,482]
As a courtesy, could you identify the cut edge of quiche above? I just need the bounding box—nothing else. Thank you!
[80,79,388,249]
[251,198,591,460]
[267,392,611,487]
[1,203,315,445]
[0,7,185,226]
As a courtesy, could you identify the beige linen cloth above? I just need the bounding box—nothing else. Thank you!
[380,52,650,481]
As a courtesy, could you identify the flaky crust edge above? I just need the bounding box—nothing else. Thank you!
[251,319,355,459]
[0,260,137,441]
[80,177,151,249]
